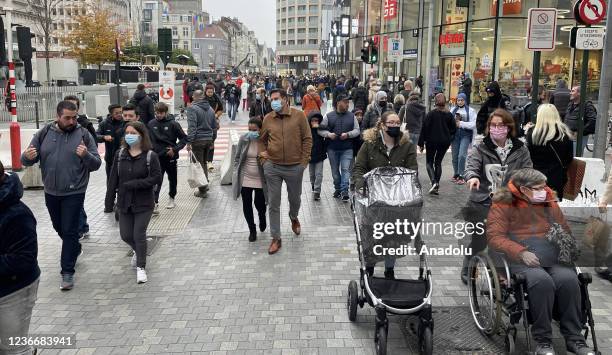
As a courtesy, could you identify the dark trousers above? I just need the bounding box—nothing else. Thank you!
[511,264,585,344]
[207,130,218,162]
[155,157,178,203]
[118,209,153,268]
[45,193,85,275]
[464,200,490,256]
[240,187,266,232]
[425,142,450,184]
[78,207,89,234]
[105,159,113,179]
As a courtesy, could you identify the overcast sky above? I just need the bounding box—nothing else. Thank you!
[204,0,277,49]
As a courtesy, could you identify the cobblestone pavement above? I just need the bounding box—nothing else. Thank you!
[13,110,612,354]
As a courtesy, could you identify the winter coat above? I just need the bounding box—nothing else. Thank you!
[249,98,273,120]
[259,106,313,166]
[351,86,369,112]
[399,102,426,136]
[476,82,507,134]
[77,114,96,141]
[564,101,597,135]
[418,109,457,147]
[525,128,573,200]
[204,92,224,114]
[487,181,569,262]
[318,110,361,151]
[96,117,125,163]
[187,80,204,99]
[232,135,268,202]
[450,104,478,143]
[399,89,412,102]
[130,89,155,125]
[105,148,162,213]
[550,82,571,118]
[362,102,394,130]
[186,100,217,142]
[301,93,322,117]
[308,112,327,163]
[352,128,418,190]
[241,82,250,101]
[224,84,240,103]
[21,123,101,196]
[0,172,40,298]
[147,116,188,160]
[464,136,532,203]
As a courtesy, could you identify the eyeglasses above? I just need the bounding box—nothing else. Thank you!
[489,123,507,128]
[385,122,401,127]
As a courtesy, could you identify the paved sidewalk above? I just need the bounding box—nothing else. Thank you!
[14,109,612,354]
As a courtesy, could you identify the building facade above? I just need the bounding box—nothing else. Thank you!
[193,24,230,72]
[276,0,334,75]
[337,0,606,104]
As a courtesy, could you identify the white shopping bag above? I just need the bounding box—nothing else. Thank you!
[187,152,209,189]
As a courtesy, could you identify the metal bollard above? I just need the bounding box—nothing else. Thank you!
[34,101,40,129]
[41,98,48,124]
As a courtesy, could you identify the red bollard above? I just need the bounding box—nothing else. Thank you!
[10,121,21,170]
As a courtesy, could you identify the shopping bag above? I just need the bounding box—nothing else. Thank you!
[584,215,609,250]
[563,158,586,201]
[187,152,209,189]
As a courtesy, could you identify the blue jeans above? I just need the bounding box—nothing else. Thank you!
[452,130,472,178]
[45,193,85,275]
[573,134,589,156]
[78,207,89,234]
[0,278,39,355]
[409,133,419,146]
[227,101,239,121]
[327,148,353,193]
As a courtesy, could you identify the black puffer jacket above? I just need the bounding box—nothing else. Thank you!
[351,86,369,112]
[476,82,507,134]
[399,102,426,136]
[105,149,162,213]
[130,90,155,125]
[0,172,40,298]
[308,111,327,163]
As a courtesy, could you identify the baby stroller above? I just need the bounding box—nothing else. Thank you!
[347,167,434,355]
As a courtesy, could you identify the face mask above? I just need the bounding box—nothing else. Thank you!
[489,126,508,140]
[124,134,140,147]
[256,94,262,100]
[246,131,260,140]
[530,189,547,203]
[271,99,283,112]
[386,126,401,138]
[378,100,387,107]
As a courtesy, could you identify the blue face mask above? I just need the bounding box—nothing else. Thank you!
[246,131,260,140]
[124,134,140,147]
[256,94,262,100]
[271,99,283,112]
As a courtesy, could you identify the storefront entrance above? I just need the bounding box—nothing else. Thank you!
[441,57,465,104]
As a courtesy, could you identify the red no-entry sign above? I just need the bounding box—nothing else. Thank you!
[575,0,607,25]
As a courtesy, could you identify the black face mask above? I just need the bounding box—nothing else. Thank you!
[386,126,400,138]
[378,100,387,107]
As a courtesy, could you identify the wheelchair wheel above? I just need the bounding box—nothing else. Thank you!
[468,254,502,335]
[505,333,516,354]
[347,280,358,322]
[419,326,433,355]
[375,326,387,355]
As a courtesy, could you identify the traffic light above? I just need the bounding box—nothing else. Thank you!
[158,28,172,66]
[360,40,370,64]
[370,43,378,64]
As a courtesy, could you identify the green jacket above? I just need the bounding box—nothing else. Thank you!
[352,128,418,190]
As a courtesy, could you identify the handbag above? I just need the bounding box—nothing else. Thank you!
[550,145,586,201]
[187,152,209,189]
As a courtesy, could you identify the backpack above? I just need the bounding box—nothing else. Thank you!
[37,123,92,148]
[116,147,152,176]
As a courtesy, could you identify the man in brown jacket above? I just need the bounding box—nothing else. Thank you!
[259,89,313,254]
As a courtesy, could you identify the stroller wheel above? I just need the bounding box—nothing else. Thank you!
[347,280,358,322]
[375,326,387,355]
[419,326,433,355]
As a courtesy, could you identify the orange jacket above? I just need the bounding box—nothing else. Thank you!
[486,181,571,262]
[302,93,322,117]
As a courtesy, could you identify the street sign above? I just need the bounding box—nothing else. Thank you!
[159,70,175,114]
[403,49,417,59]
[575,0,607,25]
[573,26,606,50]
[526,8,558,51]
[388,38,402,61]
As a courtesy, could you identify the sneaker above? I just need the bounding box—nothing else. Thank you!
[313,192,321,201]
[450,176,458,182]
[208,165,215,172]
[136,267,147,284]
[535,342,556,355]
[456,178,466,185]
[428,183,439,195]
[153,203,160,215]
[130,252,137,268]
[166,198,176,209]
[194,191,208,198]
[60,273,74,291]
[341,191,349,202]
[333,191,341,199]
[566,340,594,355]
[79,231,90,240]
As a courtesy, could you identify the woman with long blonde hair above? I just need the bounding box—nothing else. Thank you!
[525,104,573,200]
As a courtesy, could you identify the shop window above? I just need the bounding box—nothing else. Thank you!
[422,0,443,28]
[465,19,495,104]
[496,19,533,106]
[366,0,382,35]
[401,0,420,31]
[538,19,574,91]
[572,49,604,101]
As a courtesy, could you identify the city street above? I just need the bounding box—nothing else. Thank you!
[13,110,612,355]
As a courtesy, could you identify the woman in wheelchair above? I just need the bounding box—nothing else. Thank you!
[487,168,594,355]
[352,111,418,279]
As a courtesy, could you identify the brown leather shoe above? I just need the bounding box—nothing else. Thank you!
[268,238,282,254]
[291,218,301,235]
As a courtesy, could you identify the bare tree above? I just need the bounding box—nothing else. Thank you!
[26,0,60,85]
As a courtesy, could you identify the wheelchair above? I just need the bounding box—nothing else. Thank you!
[467,250,601,354]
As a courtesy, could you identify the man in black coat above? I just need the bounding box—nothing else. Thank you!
[476,81,507,135]
[97,104,126,179]
[351,82,369,112]
[249,88,272,120]
[130,84,155,125]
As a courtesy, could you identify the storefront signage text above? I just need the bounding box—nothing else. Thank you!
[384,0,397,20]
[439,33,465,46]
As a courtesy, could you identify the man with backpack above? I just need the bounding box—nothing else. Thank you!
[186,90,217,198]
[21,101,101,291]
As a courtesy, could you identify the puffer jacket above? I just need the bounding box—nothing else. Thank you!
[0,172,40,298]
[464,136,533,203]
[232,135,268,202]
[362,102,394,130]
[352,127,418,190]
[351,86,369,112]
[487,181,569,262]
[308,111,327,163]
